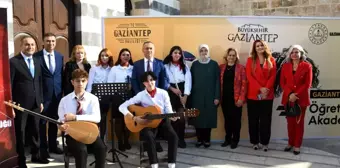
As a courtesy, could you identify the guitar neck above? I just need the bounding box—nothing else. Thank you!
[144,112,182,120]
[23,109,62,125]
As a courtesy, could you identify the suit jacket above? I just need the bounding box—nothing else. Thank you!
[34,50,64,101]
[219,63,247,104]
[10,53,43,109]
[245,56,276,100]
[131,58,169,94]
[280,61,312,107]
[63,61,91,95]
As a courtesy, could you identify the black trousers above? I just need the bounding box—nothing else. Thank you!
[66,136,106,168]
[14,104,40,167]
[141,119,178,164]
[195,128,212,143]
[168,82,186,141]
[247,99,273,145]
[221,97,242,144]
[39,95,60,152]
[98,103,110,140]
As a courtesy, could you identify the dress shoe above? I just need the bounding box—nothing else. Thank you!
[284,146,293,152]
[230,142,238,149]
[203,142,211,148]
[195,141,203,148]
[156,143,163,152]
[31,156,49,164]
[293,150,300,155]
[221,141,230,147]
[40,150,51,158]
[178,140,187,148]
[49,147,63,154]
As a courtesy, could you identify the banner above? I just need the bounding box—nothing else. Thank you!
[103,16,340,140]
[0,8,17,167]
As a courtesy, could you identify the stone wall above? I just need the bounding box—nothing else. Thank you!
[180,0,340,17]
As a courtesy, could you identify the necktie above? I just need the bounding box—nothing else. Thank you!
[76,96,84,115]
[48,54,54,74]
[27,58,34,77]
[147,60,151,72]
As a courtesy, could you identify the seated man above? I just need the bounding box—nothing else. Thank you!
[58,69,106,168]
[119,71,178,168]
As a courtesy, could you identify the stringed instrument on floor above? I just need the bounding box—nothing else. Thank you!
[125,105,199,132]
[4,100,99,144]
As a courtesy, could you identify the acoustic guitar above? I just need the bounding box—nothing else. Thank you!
[4,100,99,144]
[125,105,199,132]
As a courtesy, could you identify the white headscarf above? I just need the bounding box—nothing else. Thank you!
[198,44,211,63]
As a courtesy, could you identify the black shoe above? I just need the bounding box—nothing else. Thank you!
[195,142,203,148]
[178,140,187,148]
[221,141,230,147]
[118,143,125,151]
[253,144,259,150]
[49,147,63,154]
[284,146,293,152]
[124,142,131,150]
[230,143,238,149]
[31,156,49,164]
[156,142,163,152]
[293,150,300,155]
[203,142,211,148]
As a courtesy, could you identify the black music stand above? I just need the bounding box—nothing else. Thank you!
[91,83,130,168]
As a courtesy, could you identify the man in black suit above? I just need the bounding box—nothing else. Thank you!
[34,33,64,158]
[10,36,49,167]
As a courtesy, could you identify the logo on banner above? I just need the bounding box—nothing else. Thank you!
[228,24,279,43]
[308,23,328,45]
[113,23,152,44]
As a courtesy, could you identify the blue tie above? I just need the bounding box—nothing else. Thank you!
[27,58,34,77]
[48,54,54,73]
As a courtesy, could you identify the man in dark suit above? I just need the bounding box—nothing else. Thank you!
[34,33,64,158]
[10,36,49,167]
[131,41,170,152]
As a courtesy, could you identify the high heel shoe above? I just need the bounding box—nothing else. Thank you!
[284,146,292,152]
[293,148,300,155]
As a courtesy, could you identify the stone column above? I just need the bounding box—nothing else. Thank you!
[75,0,125,64]
[131,0,180,16]
[0,0,14,57]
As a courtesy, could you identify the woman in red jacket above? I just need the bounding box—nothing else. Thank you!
[279,45,312,155]
[245,40,276,152]
[219,48,247,149]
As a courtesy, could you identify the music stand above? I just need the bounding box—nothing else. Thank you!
[91,83,130,168]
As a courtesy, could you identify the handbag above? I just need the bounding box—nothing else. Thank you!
[285,101,301,117]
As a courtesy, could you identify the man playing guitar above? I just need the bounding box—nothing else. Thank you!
[58,69,106,168]
[119,71,178,168]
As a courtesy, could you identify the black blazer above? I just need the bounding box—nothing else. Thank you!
[10,53,43,109]
[63,61,91,95]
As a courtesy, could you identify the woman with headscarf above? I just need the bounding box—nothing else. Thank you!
[279,45,312,155]
[190,44,220,148]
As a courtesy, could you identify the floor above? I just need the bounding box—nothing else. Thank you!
[26,139,340,168]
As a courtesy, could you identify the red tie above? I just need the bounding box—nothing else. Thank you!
[76,96,84,115]
[147,60,151,71]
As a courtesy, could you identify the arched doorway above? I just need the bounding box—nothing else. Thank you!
[13,0,75,62]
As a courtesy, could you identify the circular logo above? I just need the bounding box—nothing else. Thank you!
[308,23,328,45]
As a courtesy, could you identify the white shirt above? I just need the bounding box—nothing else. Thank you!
[107,65,133,83]
[43,49,56,72]
[86,65,111,92]
[165,63,192,95]
[21,52,34,68]
[144,57,154,71]
[119,88,173,116]
[58,91,101,123]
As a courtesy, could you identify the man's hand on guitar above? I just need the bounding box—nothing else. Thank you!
[134,116,150,125]
[58,124,69,132]
[64,113,76,121]
[170,117,180,122]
